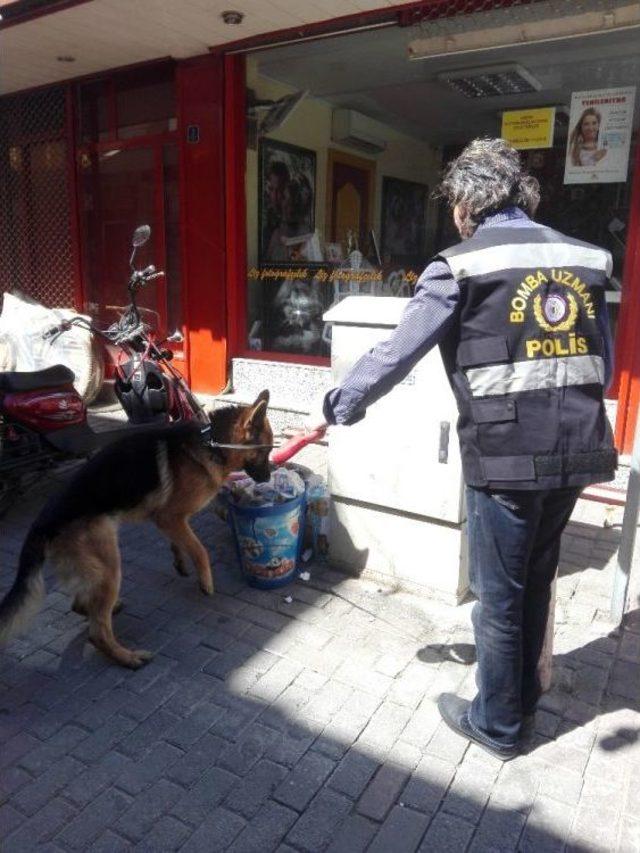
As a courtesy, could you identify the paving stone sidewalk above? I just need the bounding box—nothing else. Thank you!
[0,447,639,852]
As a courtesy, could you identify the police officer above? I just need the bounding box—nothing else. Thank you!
[308,138,616,760]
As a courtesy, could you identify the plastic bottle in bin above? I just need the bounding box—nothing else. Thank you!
[307,475,330,559]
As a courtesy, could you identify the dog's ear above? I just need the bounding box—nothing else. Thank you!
[244,390,269,433]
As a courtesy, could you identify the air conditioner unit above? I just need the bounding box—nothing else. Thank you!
[331,109,387,155]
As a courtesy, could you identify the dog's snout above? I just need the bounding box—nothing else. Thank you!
[254,465,272,484]
[244,459,271,483]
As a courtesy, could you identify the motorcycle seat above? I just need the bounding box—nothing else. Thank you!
[0,365,75,392]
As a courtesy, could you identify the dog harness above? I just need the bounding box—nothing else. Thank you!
[199,424,276,453]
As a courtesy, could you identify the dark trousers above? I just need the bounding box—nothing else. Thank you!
[465,485,582,748]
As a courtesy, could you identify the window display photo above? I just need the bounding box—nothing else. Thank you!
[380,176,428,266]
[259,138,316,263]
[564,87,636,184]
[250,267,332,356]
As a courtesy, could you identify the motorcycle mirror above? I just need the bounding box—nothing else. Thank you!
[132,225,151,248]
[166,329,184,344]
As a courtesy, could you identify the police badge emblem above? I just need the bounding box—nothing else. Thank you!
[533,291,578,332]
[542,293,568,325]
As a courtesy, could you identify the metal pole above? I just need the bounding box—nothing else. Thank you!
[610,407,640,623]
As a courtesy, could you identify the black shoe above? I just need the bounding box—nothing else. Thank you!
[437,693,519,761]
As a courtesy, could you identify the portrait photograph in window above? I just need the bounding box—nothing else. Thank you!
[380,176,428,265]
[259,139,316,263]
[261,267,332,357]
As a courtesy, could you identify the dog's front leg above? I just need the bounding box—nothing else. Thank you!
[156,516,214,595]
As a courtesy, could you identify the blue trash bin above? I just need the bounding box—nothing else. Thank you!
[226,491,306,589]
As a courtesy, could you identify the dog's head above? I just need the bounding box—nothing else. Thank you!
[226,389,273,483]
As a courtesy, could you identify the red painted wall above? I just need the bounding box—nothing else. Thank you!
[224,53,247,363]
[177,55,227,394]
[614,141,640,457]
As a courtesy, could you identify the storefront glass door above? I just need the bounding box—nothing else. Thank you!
[76,64,182,342]
[79,139,182,339]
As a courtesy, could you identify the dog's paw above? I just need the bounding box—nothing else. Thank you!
[127,649,154,669]
[199,579,214,596]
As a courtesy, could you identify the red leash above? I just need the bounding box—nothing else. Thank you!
[269,428,325,465]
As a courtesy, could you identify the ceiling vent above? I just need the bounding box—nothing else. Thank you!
[331,109,387,155]
[437,64,542,99]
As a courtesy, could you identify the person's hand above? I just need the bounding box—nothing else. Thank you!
[304,421,328,439]
[303,396,329,437]
[302,415,328,438]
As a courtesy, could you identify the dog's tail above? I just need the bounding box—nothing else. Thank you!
[0,526,48,645]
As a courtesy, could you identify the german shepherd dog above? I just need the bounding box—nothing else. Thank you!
[0,391,273,668]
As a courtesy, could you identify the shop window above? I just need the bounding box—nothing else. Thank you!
[244,61,429,359]
[242,10,639,369]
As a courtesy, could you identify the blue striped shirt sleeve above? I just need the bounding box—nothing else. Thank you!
[323,260,460,425]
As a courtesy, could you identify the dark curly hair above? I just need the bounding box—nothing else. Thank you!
[437,138,540,238]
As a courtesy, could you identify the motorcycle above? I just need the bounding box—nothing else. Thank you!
[0,224,205,515]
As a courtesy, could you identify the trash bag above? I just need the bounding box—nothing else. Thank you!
[222,467,306,509]
[0,291,103,403]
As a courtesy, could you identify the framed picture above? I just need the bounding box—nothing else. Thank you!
[380,176,428,263]
[259,139,316,263]
[261,265,333,357]
[325,242,344,263]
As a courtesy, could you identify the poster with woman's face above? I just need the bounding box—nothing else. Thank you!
[259,139,316,263]
[564,87,636,185]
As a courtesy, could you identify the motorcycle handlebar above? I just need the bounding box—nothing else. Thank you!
[42,314,137,346]
[129,268,165,290]
[44,261,164,343]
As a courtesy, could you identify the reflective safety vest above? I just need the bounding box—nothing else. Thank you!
[437,224,618,490]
